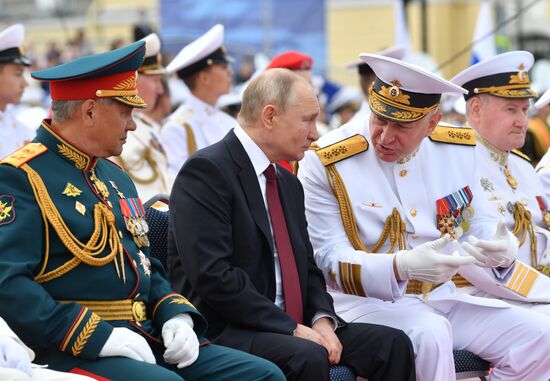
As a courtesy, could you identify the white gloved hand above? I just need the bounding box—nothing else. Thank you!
[461,221,518,268]
[162,314,199,369]
[0,336,32,377]
[99,327,155,364]
[395,235,477,283]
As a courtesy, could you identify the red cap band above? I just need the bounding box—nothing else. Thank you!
[49,70,138,100]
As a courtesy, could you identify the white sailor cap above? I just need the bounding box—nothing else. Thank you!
[328,86,362,113]
[216,92,242,109]
[346,45,406,72]
[360,53,467,123]
[166,24,232,77]
[450,51,536,101]
[138,33,165,75]
[0,24,31,66]
[535,88,550,109]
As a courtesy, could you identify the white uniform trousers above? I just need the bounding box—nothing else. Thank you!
[333,291,550,381]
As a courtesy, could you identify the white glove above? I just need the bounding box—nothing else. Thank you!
[162,314,199,369]
[395,235,477,283]
[0,336,32,377]
[99,327,155,364]
[461,221,518,268]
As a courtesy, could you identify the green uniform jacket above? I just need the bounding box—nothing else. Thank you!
[0,121,207,361]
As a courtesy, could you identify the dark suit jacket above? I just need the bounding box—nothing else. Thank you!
[167,130,336,349]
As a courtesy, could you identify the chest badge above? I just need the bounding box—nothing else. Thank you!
[75,201,86,215]
[137,250,151,276]
[536,196,550,231]
[109,181,125,199]
[89,169,111,207]
[62,182,82,197]
[480,177,494,192]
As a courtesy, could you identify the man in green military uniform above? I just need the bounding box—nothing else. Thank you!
[0,40,283,381]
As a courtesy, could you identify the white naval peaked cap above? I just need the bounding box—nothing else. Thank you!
[450,51,536,100]
[166,24,232,77]
[535,88,550,110]
[328,86,362,113]
[0,23,31,66]
[138,33,165,74]
[216,92,242,109]
[360,53,467,123]
[346,45,407,70]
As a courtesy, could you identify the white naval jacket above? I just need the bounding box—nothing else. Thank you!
[160,93,237,176]
[113,112,172,202]
[536,148,550,201]
[0,105,36,159]
[298,117,511,318]
[466,143,550,303]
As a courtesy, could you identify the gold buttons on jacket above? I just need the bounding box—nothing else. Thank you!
[410,208,417,217]
[400,169,407,177]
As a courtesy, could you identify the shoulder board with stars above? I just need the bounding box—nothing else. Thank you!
[429,125,476,146]
[511,149,531,162]
[0,143,48,168]
[315,134,369,167]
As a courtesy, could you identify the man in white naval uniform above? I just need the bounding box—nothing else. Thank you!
[113,33,172,201]
[451,51,550,315]
[0,317,94,380]
[0,24,35,159]
[298,54,550,381]
[161,24,237,176]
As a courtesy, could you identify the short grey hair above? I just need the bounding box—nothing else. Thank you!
[238,68,303,125]
[51,98,114,122]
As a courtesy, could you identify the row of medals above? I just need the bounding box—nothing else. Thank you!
[89,169,150,248]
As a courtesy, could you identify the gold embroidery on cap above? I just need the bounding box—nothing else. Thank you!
[379,80,411,105]
[510,64,529,84]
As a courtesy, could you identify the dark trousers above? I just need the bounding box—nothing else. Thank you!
[219,322,416,381]
[36,343,284,381]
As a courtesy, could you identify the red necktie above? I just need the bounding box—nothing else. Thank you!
[264,165,303,323]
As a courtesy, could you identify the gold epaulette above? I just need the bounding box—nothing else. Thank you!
[315,134,368,166]
[0,143,48,168]
[511,149,532,162]
[429,125,476,146]
[309,141,320,150]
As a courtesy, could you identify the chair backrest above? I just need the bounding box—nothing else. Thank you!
[329,365,356,381]
[144,194,170,270]
[453,349,490,380]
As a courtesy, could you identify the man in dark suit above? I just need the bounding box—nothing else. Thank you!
[167,68,416,381]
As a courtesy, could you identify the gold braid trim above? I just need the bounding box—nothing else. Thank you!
[19,164,125,283]
[369,87,438,115]
[324,165,428,294]
[325,165,406,253]
[511,201,537,269]
[535,264,550,277]
[183,123,197,156]
[117,148,159,185]
[473,84,532,96]
[71,313,100,357]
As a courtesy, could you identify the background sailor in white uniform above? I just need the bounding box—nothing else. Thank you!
[113,33,172,201]
[0,24,35,159]
[161,24,237,176]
